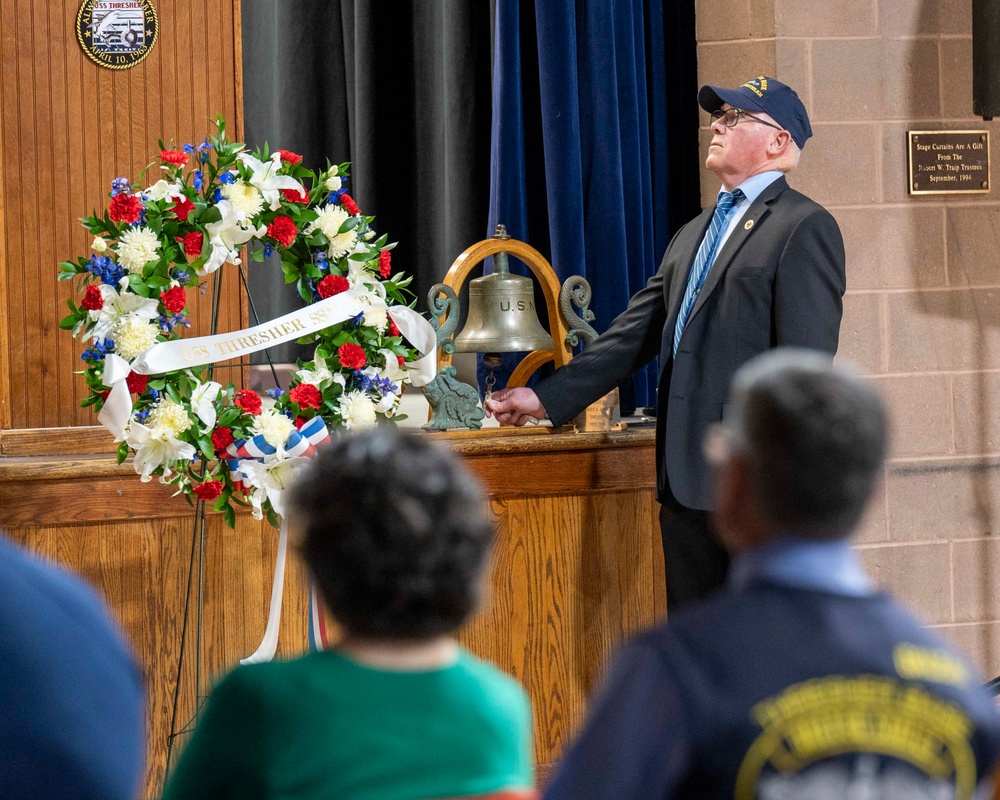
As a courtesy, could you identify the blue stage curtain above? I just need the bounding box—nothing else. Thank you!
[485,0,676,413]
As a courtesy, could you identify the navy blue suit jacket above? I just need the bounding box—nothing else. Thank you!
[536,176,846,509]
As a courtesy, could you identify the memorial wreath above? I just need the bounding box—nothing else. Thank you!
[59,117,435,528]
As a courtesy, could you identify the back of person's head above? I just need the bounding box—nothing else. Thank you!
[287,427,493,641]
[721,348,888,540]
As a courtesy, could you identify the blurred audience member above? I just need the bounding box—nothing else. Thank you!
[162,427,534,800]
[0,536,145,800]
[543,348,1000,800]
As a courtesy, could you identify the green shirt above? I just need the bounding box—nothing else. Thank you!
[161,648,534,800]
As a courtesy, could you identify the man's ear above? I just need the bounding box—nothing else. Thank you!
[769,129,793,156]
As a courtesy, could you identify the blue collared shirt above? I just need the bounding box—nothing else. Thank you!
[727,537,875,597]
[715,170,783,255]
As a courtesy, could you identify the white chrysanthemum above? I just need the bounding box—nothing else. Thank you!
[117,227,160,275]
[338,391,377,430]
[221,179,264,218]
[307,204,358,258]
[146,397,193,438]
[113,316,159,360]
[250,408,295,449]
[324,175,342,192]
[364,308,388,334]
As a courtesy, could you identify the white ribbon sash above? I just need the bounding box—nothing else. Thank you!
[98,289,438,439]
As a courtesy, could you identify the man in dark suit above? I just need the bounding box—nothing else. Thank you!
[486,76,846,608]
[542,349,1000,799]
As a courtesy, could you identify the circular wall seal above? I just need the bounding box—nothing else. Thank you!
[77,0,158,70]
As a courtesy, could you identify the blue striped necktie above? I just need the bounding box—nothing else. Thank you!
[672,188,744,356]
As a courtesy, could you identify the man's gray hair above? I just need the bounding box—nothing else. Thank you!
[723,348,888,539]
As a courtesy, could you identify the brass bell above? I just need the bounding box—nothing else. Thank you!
[454,244,555,354]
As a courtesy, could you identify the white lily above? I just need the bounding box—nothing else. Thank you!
[377,348,408,383]
[190,380,222,431]
[202,199,266,275]
[126,422,196,483]
[237,151,305,211]
[145,179,185,202]
[92,282,159,341]
[238,454,308,519]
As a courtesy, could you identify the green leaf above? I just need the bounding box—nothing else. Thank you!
[266,507,280,530]
[81,393,101,408]
[59,314,79,330]
[338,216,360,234]
[297,276,313,304]
[223,503,236,528]
[117,442,129,465]
[200,205,222,224]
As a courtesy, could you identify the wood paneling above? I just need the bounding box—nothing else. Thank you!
[0,429,664,798]
[0,0,246,430]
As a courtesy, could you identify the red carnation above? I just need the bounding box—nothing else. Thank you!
[378,249,392,278]
[126,371,149,395]
[289,383,322,410]
[160,286,187,314]
[267,216,298,247]
[211,426,235,453]
[316,274,350,298]
[281,187,308,204]
[397,355,406,366]
[294,416,308,429]
[109,193,142,224]
[338,342,366,370]
[388,318,400,337]
[276,149,303,165]
[177,231,204,257]
[341,194,361,215]
[234,389,263,416]
[172,196,195,222]
[192,480,224,501]
[81,285,104,311]
[160,149,189,167]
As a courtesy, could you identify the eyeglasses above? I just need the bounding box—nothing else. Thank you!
[710,108,784,132]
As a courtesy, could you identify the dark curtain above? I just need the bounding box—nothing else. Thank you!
[485,0,699,413]
[241,1,494,363]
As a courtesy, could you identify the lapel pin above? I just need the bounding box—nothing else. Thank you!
[744,219,755,231]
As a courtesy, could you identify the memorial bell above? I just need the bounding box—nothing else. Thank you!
[453,230,555,356]
[422,224,603,431]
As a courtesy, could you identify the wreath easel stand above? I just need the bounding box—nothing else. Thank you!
[163,257,285,778]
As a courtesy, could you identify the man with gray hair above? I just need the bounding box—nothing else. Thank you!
[543,349,1000,800]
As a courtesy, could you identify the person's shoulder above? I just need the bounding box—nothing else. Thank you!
[457,649,529,698]
[773,181,835,218]
[0,536,127,646]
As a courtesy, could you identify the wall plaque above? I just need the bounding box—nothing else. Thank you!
[76,0,158,70]
[908,131,990,195]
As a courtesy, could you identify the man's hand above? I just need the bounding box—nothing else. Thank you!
[484,387,547,427]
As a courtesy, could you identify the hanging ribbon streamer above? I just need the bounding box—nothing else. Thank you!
[241,516,289,665]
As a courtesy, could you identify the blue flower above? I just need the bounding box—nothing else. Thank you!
[219,171,235,185]
[183,143,195,154]
[148,388,159,400]
[263,242,274,258]
[353,370,374,393]
[196,138,213,153]
[213,188,222,203]
[375,376,398,396]
[133,410,150,423]
[350,311,365,329]
[266,388,283,399]
[173,269,189,284]
[111,177,130,196]
[193,171,204,191]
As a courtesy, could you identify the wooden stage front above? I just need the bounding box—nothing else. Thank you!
[0,425,665,798]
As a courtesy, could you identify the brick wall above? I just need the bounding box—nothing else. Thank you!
[696,0,1000,676]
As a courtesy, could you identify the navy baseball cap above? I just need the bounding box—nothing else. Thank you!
[698,76,812,148]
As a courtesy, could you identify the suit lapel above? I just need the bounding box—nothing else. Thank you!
[686,176,788,324]
[666,207,715,323]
